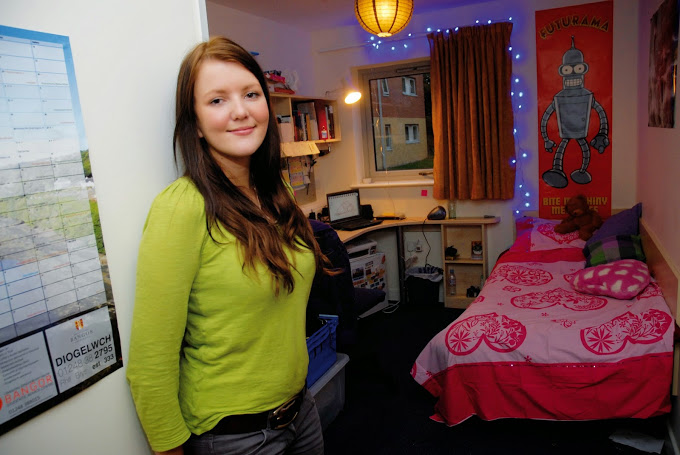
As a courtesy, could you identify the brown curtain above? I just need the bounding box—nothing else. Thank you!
[428,23,515,200]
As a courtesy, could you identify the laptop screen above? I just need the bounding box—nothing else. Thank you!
[327,190,361,222]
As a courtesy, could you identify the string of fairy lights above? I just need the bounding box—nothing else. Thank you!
[361,16,533,216]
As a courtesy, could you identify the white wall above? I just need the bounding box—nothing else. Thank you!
[1,1,206,454]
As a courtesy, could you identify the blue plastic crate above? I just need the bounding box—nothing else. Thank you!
[306,314,338,387]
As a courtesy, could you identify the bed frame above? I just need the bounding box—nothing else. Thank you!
[521,211,680,394]
[640,219,680,395]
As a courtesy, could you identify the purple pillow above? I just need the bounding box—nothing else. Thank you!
[586,203,641,247]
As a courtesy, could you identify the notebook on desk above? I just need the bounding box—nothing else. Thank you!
[326,190,382,231]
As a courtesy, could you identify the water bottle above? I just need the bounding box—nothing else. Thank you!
[448,268,456,295]
[447,200,456,219]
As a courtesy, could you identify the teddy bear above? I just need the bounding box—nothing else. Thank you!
[553,194,603,241]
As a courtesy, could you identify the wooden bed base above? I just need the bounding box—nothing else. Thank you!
[640,219,680,395]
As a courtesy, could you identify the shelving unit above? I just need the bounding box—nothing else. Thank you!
[270,93,340,206]
[336,218,500,309]
[441,217,500,309]
[270,93,341,144]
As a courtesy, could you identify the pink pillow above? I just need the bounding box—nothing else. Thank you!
[570,259,650,300]
[511,217,586,252]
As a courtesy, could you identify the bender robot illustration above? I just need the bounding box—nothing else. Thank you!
[541,36,610,189]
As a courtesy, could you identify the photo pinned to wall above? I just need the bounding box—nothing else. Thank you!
[648,0,679,128]
[287,156,307,189]
[283,155,316,205]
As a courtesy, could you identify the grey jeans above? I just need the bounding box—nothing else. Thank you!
[184,389,324,455]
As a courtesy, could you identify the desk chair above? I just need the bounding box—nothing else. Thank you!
[307,220,386,352]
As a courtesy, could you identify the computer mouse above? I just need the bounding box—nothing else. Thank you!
[427,206,447,220]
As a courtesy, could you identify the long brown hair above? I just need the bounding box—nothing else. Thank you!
[173,36,326,294]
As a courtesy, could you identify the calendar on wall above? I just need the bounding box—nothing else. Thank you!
[0,25,122,435]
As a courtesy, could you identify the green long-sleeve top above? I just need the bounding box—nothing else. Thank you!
[126,177,315,452]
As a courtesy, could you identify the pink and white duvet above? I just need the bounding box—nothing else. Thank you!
[411,248,674,425]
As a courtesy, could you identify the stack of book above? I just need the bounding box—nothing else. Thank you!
[292,101,335,142]
[277,115,294,142]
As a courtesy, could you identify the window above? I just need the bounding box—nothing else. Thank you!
[380,78,389,96]
[402,77,417,96]
[358,59,432,180]
[405,124,419,143]
[384,124,392,150]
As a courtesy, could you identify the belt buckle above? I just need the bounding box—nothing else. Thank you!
[270,394,300,430]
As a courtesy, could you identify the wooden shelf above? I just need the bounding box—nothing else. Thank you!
[271,93,340,206]
[335,217,499,307]
[444,258,484,265]
[270,93,340,143]
[351,180,434,189]
[441,218,499,309]
[444,294,475,309]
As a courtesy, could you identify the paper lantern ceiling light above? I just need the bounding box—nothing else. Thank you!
[355,0,414,38]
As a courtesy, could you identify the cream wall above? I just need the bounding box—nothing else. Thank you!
[212,0,680,438]
[1,1,206,454]
[310,0,640,263]
[637,0,680,265]
[637,0,680,446]
[206,2,315,103]
[207,0,642,293]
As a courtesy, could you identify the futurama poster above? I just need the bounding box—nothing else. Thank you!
[536,1,613,219]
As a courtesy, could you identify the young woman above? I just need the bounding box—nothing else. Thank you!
[127,36,327,455]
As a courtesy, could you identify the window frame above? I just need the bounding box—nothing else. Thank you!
[358,58,431,182]
[404,124,419,144]
[402,77,417,96]
[384,123,393,150]
[380,78,390,96]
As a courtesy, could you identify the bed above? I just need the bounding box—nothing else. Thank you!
[411,206,679,425]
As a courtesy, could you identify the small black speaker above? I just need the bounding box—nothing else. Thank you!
[360,204,374,219]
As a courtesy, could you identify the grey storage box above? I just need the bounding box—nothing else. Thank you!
[310,353,349,431]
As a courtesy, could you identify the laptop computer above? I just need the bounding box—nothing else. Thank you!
[326,190,382,231]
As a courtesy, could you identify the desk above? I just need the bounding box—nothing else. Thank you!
[335,217,500,308]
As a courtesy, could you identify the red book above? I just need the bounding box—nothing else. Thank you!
[326,105,335,139]
[314,101,329,140]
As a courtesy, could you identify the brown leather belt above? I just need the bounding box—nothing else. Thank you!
[206,388,305,434]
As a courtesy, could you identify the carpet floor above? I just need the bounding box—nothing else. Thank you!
[322,303,671,455]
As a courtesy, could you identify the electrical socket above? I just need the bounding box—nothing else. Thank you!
[415,240,422,252]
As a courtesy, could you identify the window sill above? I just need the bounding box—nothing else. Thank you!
[351,179,434,189]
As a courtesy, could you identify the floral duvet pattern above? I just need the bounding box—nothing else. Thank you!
[412,249,674,425]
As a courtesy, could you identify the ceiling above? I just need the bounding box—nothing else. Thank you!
[209,0,484,32]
